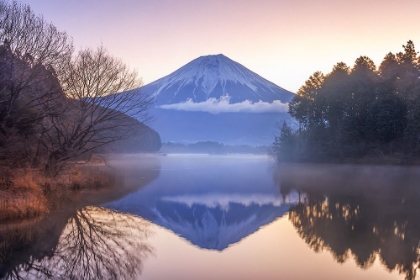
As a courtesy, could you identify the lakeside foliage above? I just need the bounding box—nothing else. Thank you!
[0,1,159,175]
[273,41,420,163]
[0,0,160,220]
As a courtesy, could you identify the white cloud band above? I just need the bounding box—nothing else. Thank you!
[158,97,289,114]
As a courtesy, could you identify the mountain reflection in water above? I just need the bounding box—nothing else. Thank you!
[106,155,298,251]
[276,164,420,280]
[4,155,420,280]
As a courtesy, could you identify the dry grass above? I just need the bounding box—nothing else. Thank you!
[0,191,48,220]
[0,164,117,221]
[0,169,49,221]
[63,165,116,190]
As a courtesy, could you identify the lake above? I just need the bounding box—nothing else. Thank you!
[2,154,420,279]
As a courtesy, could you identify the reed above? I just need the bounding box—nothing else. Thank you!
[0,164,117,221]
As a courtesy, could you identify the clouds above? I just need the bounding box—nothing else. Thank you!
[158,97,289,114]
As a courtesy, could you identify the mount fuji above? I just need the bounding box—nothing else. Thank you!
[131,54,295,145]
[142,54,293,106]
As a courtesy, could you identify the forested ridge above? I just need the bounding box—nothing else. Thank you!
[273,41,420,163]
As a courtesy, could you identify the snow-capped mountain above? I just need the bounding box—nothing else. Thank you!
[124,54,296,145]
[141,54,294,106]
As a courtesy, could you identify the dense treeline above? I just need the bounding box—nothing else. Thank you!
[160,141,268,154]
[273,41,420,163]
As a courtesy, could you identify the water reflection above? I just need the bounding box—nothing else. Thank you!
[107,155,298,250]
[135,194,294,250]
[1,155,161,280]
[0,207,153,280]
[276,164,420,280]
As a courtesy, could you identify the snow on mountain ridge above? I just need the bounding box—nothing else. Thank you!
[141,54,294,105]
[152,54,259,95]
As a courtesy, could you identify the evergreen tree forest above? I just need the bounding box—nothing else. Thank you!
[273,41,420,163]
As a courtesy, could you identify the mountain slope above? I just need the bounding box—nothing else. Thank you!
[126,54,295,145]
[149,109,293,145]
[141,54,294,105]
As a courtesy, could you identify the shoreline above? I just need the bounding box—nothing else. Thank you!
[277,155,420,166]
[0,155,161,222]
[0,163,115,222]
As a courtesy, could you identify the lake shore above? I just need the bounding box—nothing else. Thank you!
[0,154,161,221]
[0,163,116,221]
[277,154,420,165]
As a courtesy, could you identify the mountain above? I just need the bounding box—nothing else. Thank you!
[129,54,295,145]
[148,109,293,145]
[98,119,162,153]
[141,54,294,105]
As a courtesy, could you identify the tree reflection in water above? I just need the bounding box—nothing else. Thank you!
[1,206,153,280]
[276,164,420,280]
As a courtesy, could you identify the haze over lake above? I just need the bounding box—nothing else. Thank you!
[3,154,420,279]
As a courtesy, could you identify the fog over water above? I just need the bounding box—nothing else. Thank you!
[2,154,420,279]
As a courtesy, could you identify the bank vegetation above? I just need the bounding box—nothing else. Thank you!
[0,1,160,220]
[273,41,420,164]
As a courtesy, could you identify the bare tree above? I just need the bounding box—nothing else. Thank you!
[42,46,153,174]
[0,1,154,173]
[0,0,73,70]
[0,0,73,167]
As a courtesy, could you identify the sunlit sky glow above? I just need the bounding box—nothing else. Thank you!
[19,0,420,92]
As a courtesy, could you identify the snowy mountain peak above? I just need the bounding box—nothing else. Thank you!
[139,54,294,105]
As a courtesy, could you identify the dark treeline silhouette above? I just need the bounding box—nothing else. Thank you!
[276,164,420,280]
[160,141,268,154]
[273,41,420,163]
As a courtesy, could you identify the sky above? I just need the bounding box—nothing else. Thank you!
[19,0,420,93]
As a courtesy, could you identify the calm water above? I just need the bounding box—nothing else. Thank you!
[2,154,420,279]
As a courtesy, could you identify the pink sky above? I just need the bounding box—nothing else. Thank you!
[19,0,420,92]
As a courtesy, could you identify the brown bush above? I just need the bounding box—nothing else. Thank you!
[59,165,117,190]
[0,190,48,221]
[0,164,117,221]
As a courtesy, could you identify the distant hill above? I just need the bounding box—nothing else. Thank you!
[98,116,161,153]
[149,109,293,145]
